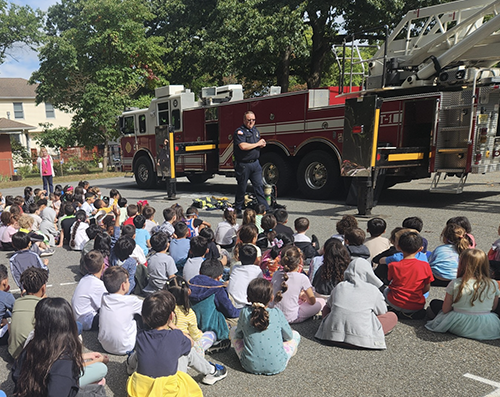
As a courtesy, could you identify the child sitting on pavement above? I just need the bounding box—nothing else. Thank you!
[98,266,143,355]
[126,290,227,395]
[344,227,370,260]
[384,231,434,320]
[9,232,49,289]
[0,265,14,346]
[228,244,263,308]
[169,222,190,270]
[402,216,429,253]
[364,217,391,262]
[273,209,294,240]
[133,215,151,257]
[143,232,177,294]
[331,215,358,243]
[154,207,176,236]
[164,276,217,355]
[185,206,210,238]
[113,236,138,294]
[293,217,319,263]
[189,259,241,341]
[231,278,301,375]
[183,236,208,283]
[71,250,107,330]
[8,267,48,359]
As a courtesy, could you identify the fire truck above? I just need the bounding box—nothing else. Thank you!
[119,0,500,212]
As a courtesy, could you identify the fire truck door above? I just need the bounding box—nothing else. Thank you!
[341,96,382,178]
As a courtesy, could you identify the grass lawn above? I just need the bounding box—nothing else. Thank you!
[2,170,128,189]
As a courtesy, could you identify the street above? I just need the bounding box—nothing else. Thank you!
[1,173,500,396]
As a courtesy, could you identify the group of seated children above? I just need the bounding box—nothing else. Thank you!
[5,180,500,397]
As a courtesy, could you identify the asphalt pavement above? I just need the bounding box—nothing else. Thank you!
[1,172,500,396]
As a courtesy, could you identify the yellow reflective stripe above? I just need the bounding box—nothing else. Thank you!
[185,144,217,152]
[387,152,424,161]
[169,132,175,179]
[371,108,381,167]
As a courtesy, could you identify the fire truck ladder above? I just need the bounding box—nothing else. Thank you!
[430,89,475,193]
[334,26,389,93]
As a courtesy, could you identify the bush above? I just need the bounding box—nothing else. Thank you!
[17,165,39,178]
[64,158,90,174]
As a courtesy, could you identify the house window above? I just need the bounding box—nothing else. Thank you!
[13,102,24,119]
[45,103,55,118]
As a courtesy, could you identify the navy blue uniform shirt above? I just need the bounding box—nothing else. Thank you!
[233,124,261,163]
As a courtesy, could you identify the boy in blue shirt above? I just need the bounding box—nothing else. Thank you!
[126,290,227,385]
[9,232,49,289]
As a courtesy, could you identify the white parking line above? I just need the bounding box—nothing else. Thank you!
[10,282,73,294]
[464,373,500,396]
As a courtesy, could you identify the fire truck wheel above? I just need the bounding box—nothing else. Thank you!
[134,157,156,189]
[297,150,339,199]
[259,152,294,195]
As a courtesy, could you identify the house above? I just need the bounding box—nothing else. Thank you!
[0,78,73,157]
[0,118,36,177]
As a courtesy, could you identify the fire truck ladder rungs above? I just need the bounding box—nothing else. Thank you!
[430,171,468,193]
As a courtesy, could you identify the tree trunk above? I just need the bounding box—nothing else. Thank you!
[103,141,109,172]
[307,12,331,89]
[276,46,291,93]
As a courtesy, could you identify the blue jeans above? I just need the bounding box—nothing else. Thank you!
[42,175,54,194]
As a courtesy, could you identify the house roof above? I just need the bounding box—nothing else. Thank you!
[0,78,38,99]
[0,118,35,134]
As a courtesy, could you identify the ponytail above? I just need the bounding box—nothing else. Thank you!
[247,278,272,331]
[164,276,191,315]
[70,220,81,249]
[274,246,302,304]
[250,302,269,331]
[70,210,87,249]
[442,224,469,254]
[224,208,237,226]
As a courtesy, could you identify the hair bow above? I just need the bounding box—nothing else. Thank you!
[137,200,149,206]
[272,238,283,249]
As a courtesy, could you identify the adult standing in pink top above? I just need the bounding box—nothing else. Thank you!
[36,147,55,194]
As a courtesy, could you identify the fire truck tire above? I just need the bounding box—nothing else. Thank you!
[259,152,294,195]
[187,174,210,184]
[134,157,156,189]
[297,151,339,199]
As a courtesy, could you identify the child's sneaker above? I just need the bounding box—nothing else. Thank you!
[202,363,227,385]
[206,339,231,355]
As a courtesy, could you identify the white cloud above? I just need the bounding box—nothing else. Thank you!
[0,45,40,79]
[0,1,61,78]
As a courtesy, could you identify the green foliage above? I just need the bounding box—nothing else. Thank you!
[10,136,32,165]
[30,0,166,150]
[17,164,38,178]
[0,1,43,65]
[62,158,91,174]
[37,123,78,150]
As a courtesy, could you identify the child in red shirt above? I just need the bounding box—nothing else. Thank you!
[385,231,433,320]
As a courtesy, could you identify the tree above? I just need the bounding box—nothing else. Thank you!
[30,0,166,170]
[0,1,43,66]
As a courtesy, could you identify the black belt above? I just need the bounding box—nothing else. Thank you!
[238,159,258,164]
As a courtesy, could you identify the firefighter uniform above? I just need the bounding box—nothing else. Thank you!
[233,124,269,213]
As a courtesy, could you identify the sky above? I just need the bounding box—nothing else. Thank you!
[0,0,59,80]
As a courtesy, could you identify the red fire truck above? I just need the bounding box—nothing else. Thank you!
[119,0,500,212]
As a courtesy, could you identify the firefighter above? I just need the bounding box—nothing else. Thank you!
[233,111,269,216]
[157,138,169,181]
